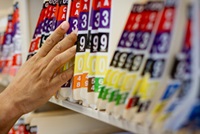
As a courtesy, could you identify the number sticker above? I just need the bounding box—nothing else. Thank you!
[72,19,78,31]
[101,10,109,27]
[74,55,84,73]
[117,52,128,68]
[91,34,99,52]
[81,14,88,29]
[99,33,109,52]
[94,12,100,28]
[130,55,144,71]
[77,34,87,52]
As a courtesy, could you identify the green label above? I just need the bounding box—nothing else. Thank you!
[98,86,106,99]
[95,77,104,92]
[108,89,120,102]
[102,88,112,100]
[116,92,129,105]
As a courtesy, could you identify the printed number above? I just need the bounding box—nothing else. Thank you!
[81,14,87,29]
[94,12,100,28]
[102,10,109,27]
[93,35,99,51]
[131,55,143,71]
[77,82,81,88]
[158,33,169,53]
[111,51,120,67]
[152,60,164,78]
[133,32,150,49]
[125,53,134,70]
[72,19,78,31]
[77,75,81,81]
[80,36,86,51]
[118,53,128,68]
[120,32,128,46]
[91,58,96,73]
[146,13,156,30]
[126,32,135,47]
[78,57,84,71]
[140,32,150,49]
[100,34,108,51]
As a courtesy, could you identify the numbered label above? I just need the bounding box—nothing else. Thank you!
[99,9,110,28]
[142,58,165,78]
[74,55,84,73]
[130,54,144,71]
[79,13,88,30]
[77,34,87,52]
[95,56,108,75]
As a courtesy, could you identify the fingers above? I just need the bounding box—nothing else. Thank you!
[37,21,70,57]
[44,30,77,63]
[43,45,76,78]
[50,66,74,89]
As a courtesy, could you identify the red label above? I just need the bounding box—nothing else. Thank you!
[92,0,101,10]
[100,0,111,9]
[57,5,68,21]
[79,0,90,12]
[70,0,80,17]
[157,7,175,32]
[12,54,22,66]
[29,37,40,52]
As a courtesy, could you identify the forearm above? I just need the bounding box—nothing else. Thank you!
[0,88,23,134]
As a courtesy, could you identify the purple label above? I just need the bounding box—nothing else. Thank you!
[118,31,134,48]
[90,9,100,30]
[68,17,78,33]
[99,8,111,28]
[131,31,151,50]
[78,12,89,31]
[150,32,171,54]
[51,18,57,31]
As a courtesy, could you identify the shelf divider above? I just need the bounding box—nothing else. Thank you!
[49,97,147,134]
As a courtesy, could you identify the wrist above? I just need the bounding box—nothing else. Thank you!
[0,87,23,129]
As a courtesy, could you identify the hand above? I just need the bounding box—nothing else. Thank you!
[0,21,77,133]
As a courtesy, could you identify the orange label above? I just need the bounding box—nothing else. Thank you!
[81,73,88,88]
[72,74,82,89]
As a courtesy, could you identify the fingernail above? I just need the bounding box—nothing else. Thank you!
[61,21,69,31]
[72,27,78,35]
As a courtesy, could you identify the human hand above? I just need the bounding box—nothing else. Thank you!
[0,21,77,128]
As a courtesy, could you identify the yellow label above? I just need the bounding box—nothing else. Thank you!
[74,54,85,73]
[103,68,112,85]
[130,78,142,96]
[107,69,118,87]
[146,81,159,99]
[157,113,171,122]
[121,73,138,92]
[113,70,126,89]
[89,55,96,76]
[83,51,90,72]
[151,101,166,115]
[138,73,150,100]
[95,55,108,76]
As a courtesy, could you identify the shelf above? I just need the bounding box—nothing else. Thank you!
[49,97,147,134]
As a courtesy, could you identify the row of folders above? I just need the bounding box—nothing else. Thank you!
[0,1,22,79]
[0,0,195,133]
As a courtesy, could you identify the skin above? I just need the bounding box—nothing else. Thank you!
[0,21,77,134]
